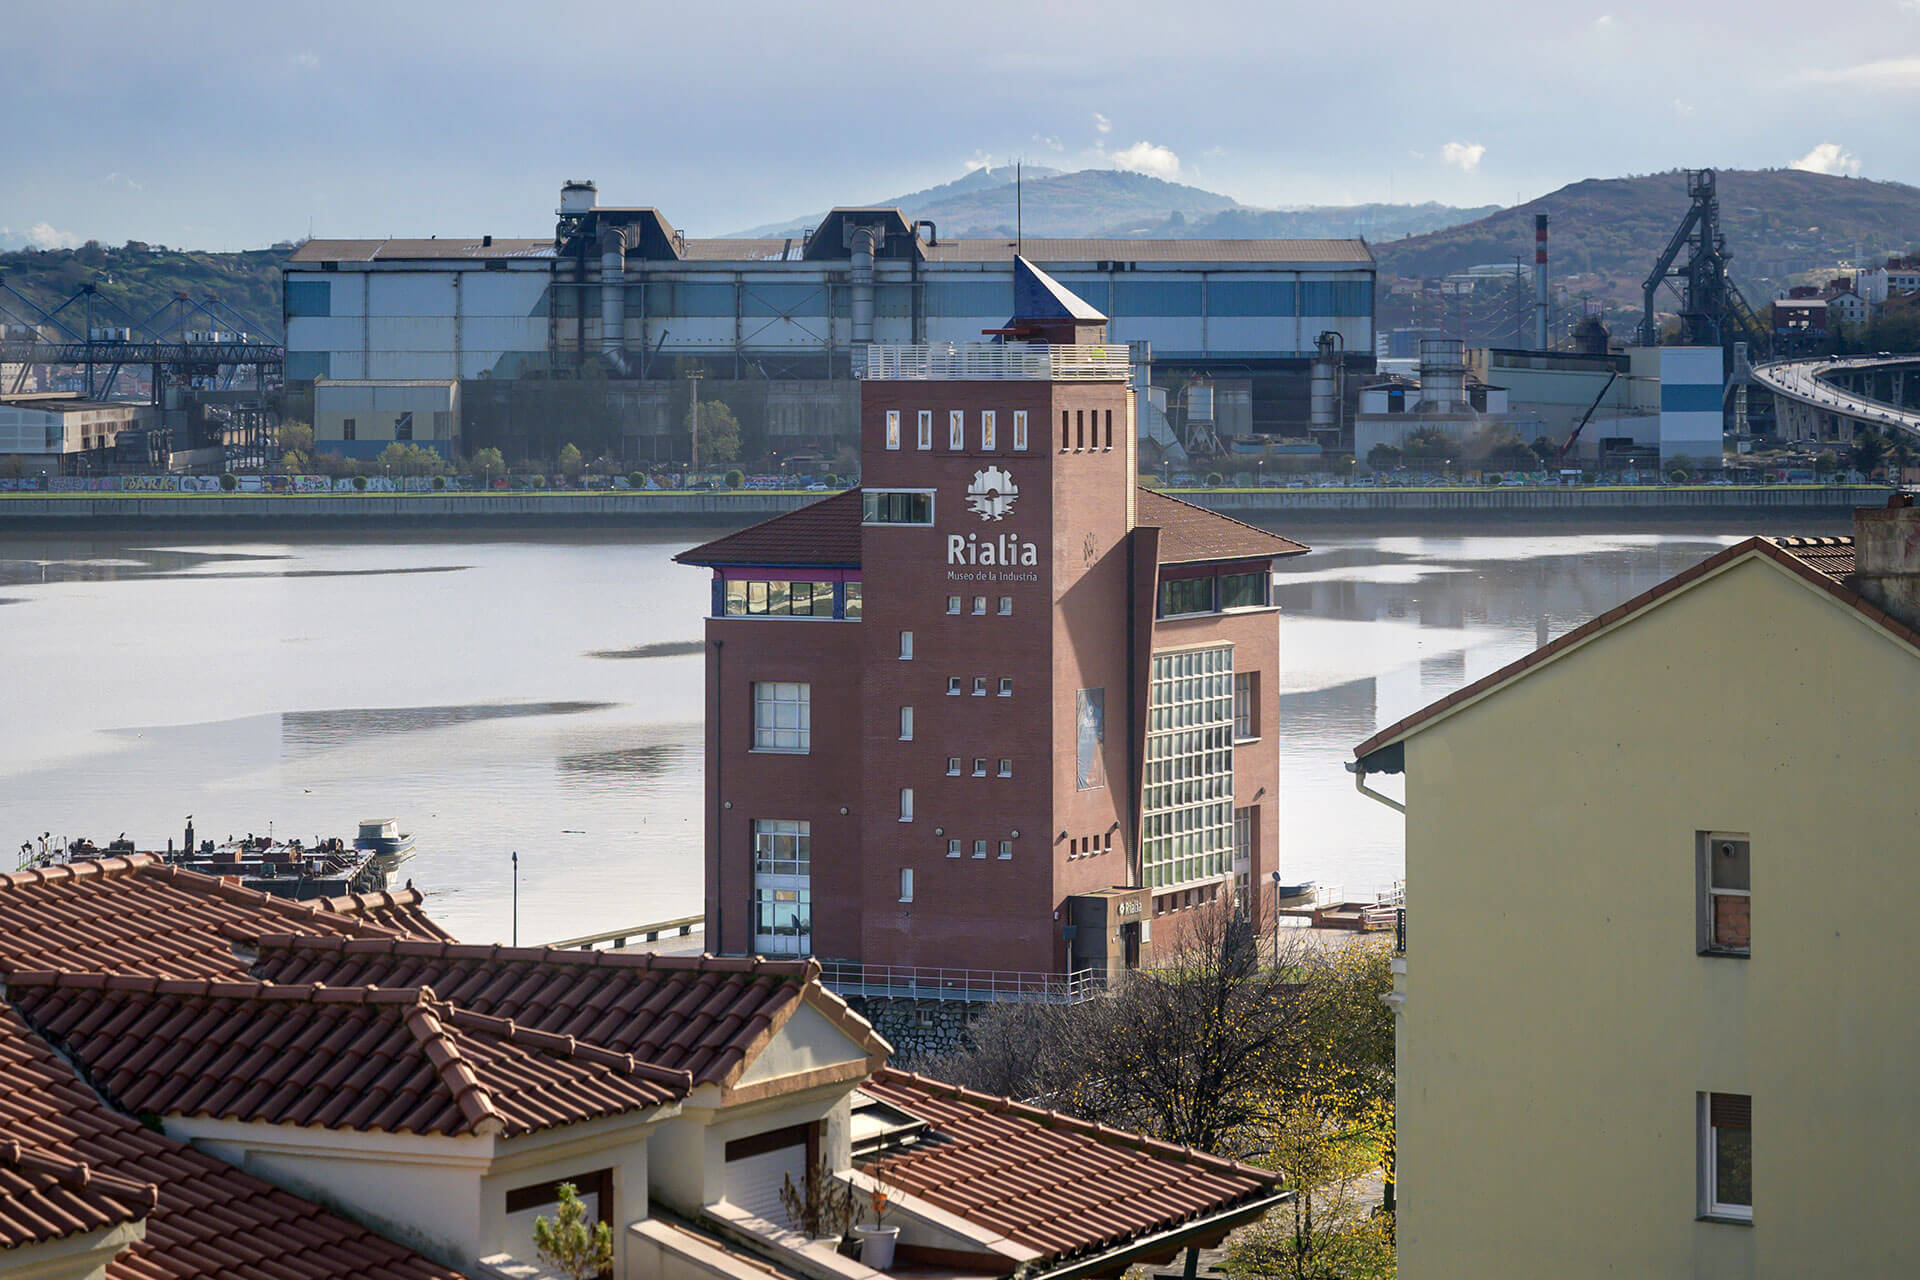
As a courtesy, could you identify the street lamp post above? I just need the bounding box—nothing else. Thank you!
[1270,869,1281,964]
[511,850,519,946]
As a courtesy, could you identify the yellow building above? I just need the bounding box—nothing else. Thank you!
[1350,498,1920,1278]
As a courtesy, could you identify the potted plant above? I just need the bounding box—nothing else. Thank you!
[852,1177,900,1269]
[779,1161,858,1252]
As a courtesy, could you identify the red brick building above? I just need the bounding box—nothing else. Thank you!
[679,260,1307,988]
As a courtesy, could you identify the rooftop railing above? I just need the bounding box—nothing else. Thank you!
[856,342,1131,382]
[817,960,1109,1004]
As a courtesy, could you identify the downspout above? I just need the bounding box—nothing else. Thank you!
[1345,760,1405,813]
[599,226,629,373]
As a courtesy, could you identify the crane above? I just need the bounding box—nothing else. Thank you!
[1560,369,1619,461]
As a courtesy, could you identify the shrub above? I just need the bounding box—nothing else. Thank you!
[528,474,547,489]
[628,471,646,490]
[431,475,446,490]
[725,469,744,489]
[823,473,839,487]
[1668,469,1688,484]
[352,475,368,491]
[218,473,237,492]
[1204,472,1224,487]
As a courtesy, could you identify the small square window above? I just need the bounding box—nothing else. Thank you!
[947,595,962,615]
[998,840,1012,860]
[971,757,987,777]
[946,839,961,858]
[971,596,986,615]
[972,840,988,859]
[997,596,1012,615]
[972,677,987,696]
[946,757,961,775]
[998,677,1013,696]
[997,758,1012,777]
[948,677,962,696]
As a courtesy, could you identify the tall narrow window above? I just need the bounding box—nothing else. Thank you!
[981,410,997,449]
[1075,409,1085,450]
[899,789,914,823]
[752,819,811,956]
[342,418,357,441]
[949,410,965,449]
[1698,833,1751,956]
[885,409,901,450]
[899,706,914,741]
[1700,1093,1753,1222]
[898,630,913,660]
[917,410,933,450]
[1061,409,1070,451]
[1234,672,1259,741]
[1104,408,1113,449]
[899,868,914,901]
[752,683,810,753]
[1013,410,1028,451]
[843,582,862,620]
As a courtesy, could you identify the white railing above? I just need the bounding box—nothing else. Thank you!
[817,960,1109,1004]
[856,342,1131,382]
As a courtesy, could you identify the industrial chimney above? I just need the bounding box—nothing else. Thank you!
[1534,213,1550,351]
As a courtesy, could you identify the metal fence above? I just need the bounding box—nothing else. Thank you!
[817,960,1109,1004]
[856,343,1130,382]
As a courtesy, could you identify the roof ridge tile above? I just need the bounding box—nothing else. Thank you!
[401,1001,504,1137]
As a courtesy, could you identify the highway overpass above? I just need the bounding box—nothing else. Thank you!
[1752,354,1920,446]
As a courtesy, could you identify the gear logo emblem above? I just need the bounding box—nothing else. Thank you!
[966,465,1019,521]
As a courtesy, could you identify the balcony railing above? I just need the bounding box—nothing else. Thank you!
[817,960,1109,1004]
[856,342,1130,382]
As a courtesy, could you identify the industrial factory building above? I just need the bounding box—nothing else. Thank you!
[283,181,1376,463]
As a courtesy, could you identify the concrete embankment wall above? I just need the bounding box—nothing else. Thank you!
[0,486,1891,531]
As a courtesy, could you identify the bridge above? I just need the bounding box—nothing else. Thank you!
[1751,354,1920,447]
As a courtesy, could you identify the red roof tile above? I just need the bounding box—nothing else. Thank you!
[1353,534,1920,763]
[9,976,687,1138]
[0,1001,458,1280]
[247,939,887,1088]
[861,1070,1280,1263]
[675,491,864,568]
[0,857,426,980]
[0,1140,156,1249]
[1135,490,1309,566]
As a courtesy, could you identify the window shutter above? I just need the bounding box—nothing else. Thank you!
[1710,1093,1751,1129]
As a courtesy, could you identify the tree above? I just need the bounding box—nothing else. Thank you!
[532,1183,613,1280]
[1400,427,1452,461]
[558,442,585,479]
[468,447,506,481]
[1848,427,1889,476]
[376,442,446,475]
[277,449,309,475]
[693,399,742,465]
[1815,449,1839,475]
[1366,443,1402,470]
[277,421,314,455]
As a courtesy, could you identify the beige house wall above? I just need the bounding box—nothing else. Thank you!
[1393,552,1920,1279]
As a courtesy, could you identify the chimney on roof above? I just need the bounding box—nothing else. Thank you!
[1851,492,1920,628]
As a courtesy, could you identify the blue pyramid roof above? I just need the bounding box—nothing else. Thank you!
[1011,256,1107,324]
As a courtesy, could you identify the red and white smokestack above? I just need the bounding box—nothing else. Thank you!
[1534,213,1549,351]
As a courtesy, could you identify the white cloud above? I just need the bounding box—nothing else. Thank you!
[1791,141,1860,175]
[1033,134,1064,152]
[1109,140,1180,180]
[1592,12,1617,29]
[1440,141,1486,173]
[1673,98,1695,117]
[27,222,80,249]
[1796,55,1920,88]
[1092,112,1111,135]
[105,172,143,191]
[291,51,319,69]
[962,151,995,174]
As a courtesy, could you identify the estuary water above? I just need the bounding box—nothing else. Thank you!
[0,519,1837,944]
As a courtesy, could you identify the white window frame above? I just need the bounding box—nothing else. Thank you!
[998,677,1013,696]
[898,788,914,823]
[948,677,962,696]
[946,595,962,614]
[997,596,1012,615]
[1698,1093,1754,1223]
[947,839,962,858]
[1698,832,1751,957]
[971,596,986,615]
[949,410,965,449]
[946,756,961,775]
[899,706,913,741]
[899,868,914,901]
[971,757,987,777]
[972,676,987,696]
[998,840,1013,860]
[899,630,913,660]
[981,410,997,449]
[1013,410,1028,451]
[885,409,901,450]
[972,840,988,860]
[1234,672,1258,742]
[916,410,933,450]
[997,758,1012,778]
[751,682,810,754]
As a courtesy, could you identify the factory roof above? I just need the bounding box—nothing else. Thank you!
[287,238,554,263]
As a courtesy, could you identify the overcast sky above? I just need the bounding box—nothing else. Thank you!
[5,0,1920,251]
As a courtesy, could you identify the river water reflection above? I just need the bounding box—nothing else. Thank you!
[0,520,1838,943]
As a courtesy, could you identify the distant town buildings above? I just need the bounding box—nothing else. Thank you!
[1353,496,1920,1277]
[676,260,1305,986]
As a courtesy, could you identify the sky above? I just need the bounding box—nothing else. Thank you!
[5,0,1920,251]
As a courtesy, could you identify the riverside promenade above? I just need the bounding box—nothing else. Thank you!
[0,484,1891,530]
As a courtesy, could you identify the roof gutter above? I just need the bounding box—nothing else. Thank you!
[1345,757,1405,814]
[1024,1190,1292,1280]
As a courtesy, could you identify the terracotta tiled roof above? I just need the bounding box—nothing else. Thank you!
[1353,534,1920,764]
[0,1139,156,1249]
[248,938,887,1088]
[0,856,423,979]
[310,887,458,941]
[861,1070,1281,1262]
[9,976,688,1138]
[674,490,864,568]
[1136,490,1310,565]
[0,1002,458,1280]
[1770,534,1855,579]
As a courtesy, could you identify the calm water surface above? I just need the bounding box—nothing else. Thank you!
[0,521,1837,943]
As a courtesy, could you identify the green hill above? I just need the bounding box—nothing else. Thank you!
[1111,201,1502,241]
[0,241,289,341]
[730,165,1065,237]
[1373,169,1920,299]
